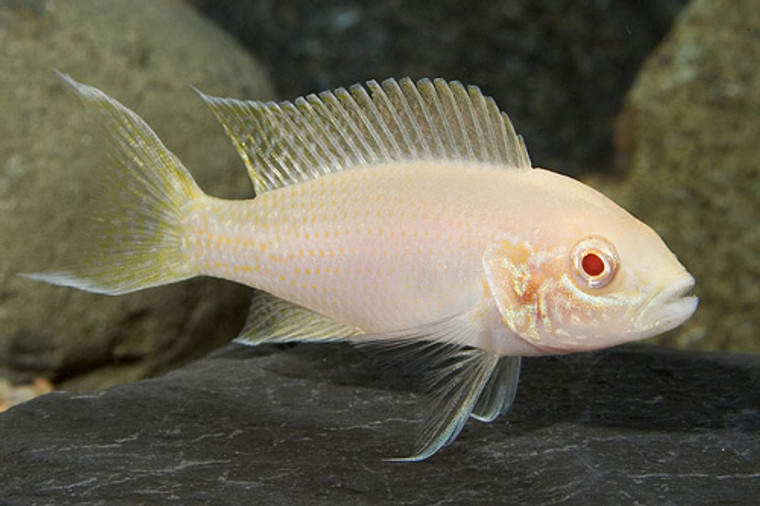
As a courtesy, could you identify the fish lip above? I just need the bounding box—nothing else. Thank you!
[635,274,698,333]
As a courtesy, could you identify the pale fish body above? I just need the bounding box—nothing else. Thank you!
[26,75,698,461]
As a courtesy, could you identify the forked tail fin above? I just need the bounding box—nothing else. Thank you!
[21,74,204,295]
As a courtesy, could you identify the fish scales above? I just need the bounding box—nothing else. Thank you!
[24,75,697,461]
[188,162,509,333]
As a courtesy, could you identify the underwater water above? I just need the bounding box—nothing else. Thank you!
[2,0,759,504]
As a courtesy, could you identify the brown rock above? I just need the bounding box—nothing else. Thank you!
[598,0,760,352]
[0,0,275,389]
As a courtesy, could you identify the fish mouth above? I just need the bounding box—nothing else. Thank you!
[635,273,698,334]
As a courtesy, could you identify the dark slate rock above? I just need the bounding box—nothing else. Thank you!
[1,343,759,505]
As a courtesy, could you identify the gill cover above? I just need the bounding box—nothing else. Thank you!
[482,237,626,351]
[483,239,553,344]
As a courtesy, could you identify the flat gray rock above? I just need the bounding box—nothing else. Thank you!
[1,344,758,505]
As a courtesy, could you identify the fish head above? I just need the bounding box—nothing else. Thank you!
[483,174,697,355]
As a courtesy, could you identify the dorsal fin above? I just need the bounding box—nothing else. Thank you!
[199,78,531,195]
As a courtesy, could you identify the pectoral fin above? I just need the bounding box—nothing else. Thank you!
[356,303,522,461]
[390,347,500,462]
[470,355,521,422]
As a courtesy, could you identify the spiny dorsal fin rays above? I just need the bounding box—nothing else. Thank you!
[437,79,476,160]
[395,78,443,158]
[199,78,531,195]
[364,80,411,159]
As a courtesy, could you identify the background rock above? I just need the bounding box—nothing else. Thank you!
[188,0,687,176]
[0,0,274,389]
[3,0,755,396]
[1,343,758,504]
[597,0,760,353]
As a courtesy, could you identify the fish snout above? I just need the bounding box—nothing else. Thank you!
[634,273,697,335]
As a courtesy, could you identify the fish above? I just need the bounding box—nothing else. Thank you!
[23,74,698,461]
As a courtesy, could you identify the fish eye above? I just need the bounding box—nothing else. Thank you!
[571,236,619,289]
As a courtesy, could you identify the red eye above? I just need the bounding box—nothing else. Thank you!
[582,253,605,277]
[571,236,619,289]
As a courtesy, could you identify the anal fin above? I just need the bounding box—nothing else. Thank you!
[236,291,361,345]
[241,294,523,460]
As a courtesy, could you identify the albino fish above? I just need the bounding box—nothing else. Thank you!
[25,74,697,461]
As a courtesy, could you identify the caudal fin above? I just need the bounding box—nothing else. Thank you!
[21,74,203,295]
